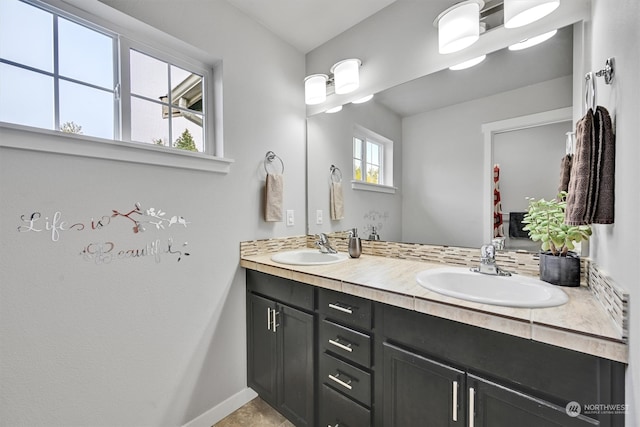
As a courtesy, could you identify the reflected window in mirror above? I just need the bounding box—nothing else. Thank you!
[353,124,393,187]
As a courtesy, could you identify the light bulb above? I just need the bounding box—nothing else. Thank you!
[504,0,560,29]
[304,74,327,105]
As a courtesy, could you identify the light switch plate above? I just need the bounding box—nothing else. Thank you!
[286,209,294,226]
[316,210,323,225]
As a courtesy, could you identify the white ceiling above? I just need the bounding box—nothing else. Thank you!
[223,0,397,53]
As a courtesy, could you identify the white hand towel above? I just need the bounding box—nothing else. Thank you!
[330,181,344,220]
[265,173,283,222]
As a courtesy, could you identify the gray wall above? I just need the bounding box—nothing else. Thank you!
[588,2,640,426]
[0,0,306,426]
[401,76,572,247]
[307,100,402,241]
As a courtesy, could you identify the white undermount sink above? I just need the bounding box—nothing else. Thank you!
[271,249,349,266]
[416,267,568,308]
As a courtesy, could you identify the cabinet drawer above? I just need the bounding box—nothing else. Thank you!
[320,319,371,368]
[320,352,371,407]
[247,270,314,311]
[319,288,372,330]
[320,384,371,427]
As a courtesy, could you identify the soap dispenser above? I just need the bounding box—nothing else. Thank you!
[368,226,380,241]
[348,228,362,258]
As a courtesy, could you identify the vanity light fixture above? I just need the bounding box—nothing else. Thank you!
[352,94,374,104]
[304,58,362,105]
[504,0,560,29]
[449,54,487,70]
[325,105,343,114]
[508,29,557,50]
[434,0,484,54]
[304,74,328,105]
[331,59,362,94]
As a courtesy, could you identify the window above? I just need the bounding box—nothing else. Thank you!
[354,136,383,184]
[352,125,395,193]
[0,0,116,138]
[128,49,204,152]
[0,0,214,156]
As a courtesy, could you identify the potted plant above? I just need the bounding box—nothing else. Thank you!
[522,192,592,287]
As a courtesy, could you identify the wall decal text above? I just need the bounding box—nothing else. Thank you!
[17,203,191,263]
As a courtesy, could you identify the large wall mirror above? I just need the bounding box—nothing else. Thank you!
[307,23,579,252]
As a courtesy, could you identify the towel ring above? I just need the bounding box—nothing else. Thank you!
[565,131,575,155]
[264,151,284,174]
[584,57,615,113]
[584,71,596,112]
[330,165,342,183]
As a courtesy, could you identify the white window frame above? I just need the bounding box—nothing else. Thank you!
[352,124,396,194]
[120,40,213,151]
[0,0,232,173]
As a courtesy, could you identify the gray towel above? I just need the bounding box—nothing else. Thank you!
[264,173,283,222]
[591,106,615,224]
[565,106,615,225]
[565,110,595,225]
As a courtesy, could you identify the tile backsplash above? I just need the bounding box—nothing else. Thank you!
[240,235,306,257]
[588,263,629,340]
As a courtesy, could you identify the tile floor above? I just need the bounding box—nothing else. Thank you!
[213,397,295,427]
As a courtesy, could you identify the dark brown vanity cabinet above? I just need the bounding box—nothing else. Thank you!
[469,374,600,427]
[247,271,315,427]
[246,271,625,427]
[378,303,625,427]
[382,342,600,427]
[383,342,465,426]
[318,288,374,427]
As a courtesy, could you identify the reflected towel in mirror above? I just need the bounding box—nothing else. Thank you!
[558,154,573,193]
[265,173,283,222]
[508,212,529,238]
[330,181,344,220]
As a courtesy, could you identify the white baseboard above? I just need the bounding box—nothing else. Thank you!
[182,387,258,427]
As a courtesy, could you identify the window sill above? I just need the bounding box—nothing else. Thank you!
[0,122,234,173]
[351,180,397,194]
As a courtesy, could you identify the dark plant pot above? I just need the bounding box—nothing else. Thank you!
[539,251,581,287]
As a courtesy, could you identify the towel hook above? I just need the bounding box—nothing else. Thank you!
[584,72,596,112]
[330,165,342,183]
[584,57,615,113]
[595,57,615,85]
[264,151,284,174]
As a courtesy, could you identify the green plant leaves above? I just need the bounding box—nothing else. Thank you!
[522,191,591,256]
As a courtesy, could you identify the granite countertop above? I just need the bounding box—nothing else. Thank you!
[241,252,628,363]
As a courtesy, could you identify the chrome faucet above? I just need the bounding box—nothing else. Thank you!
[315,233,337,254]
[471,244,511,276]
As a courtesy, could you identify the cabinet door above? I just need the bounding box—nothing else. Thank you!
[277,304,315,427]
[247,293,278,406]
[383,342,465,427]
[469,374,599,427]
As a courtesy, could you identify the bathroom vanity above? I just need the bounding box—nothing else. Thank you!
[242,249,627,427]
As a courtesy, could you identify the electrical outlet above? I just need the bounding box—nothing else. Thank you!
[316,210,323,225]
[286,209,294,226]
